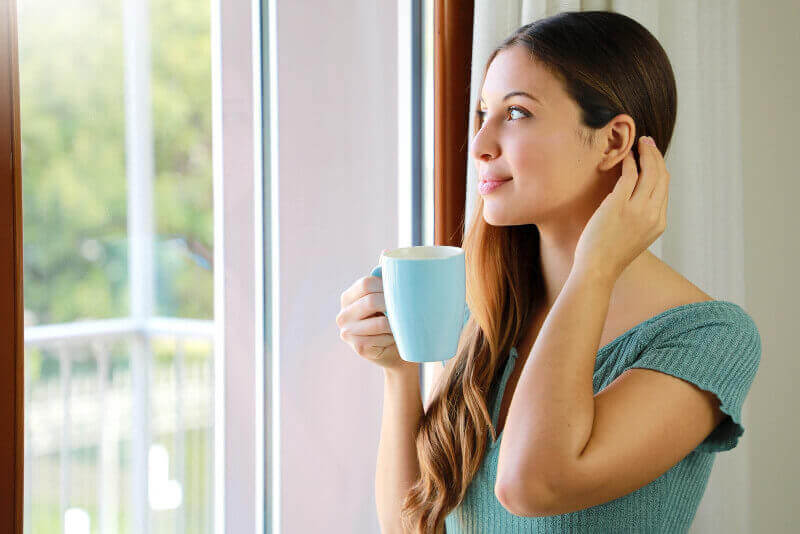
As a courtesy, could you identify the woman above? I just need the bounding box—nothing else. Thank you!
[337,10,761,534]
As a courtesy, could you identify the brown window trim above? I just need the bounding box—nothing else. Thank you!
[0,0,24,532]
[434,0,473,247]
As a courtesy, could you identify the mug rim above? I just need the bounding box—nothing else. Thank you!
[382,245,464,260]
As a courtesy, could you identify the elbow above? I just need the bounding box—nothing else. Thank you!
[494,476,558,518]
[494,482,530,517]
[494,469,558,517]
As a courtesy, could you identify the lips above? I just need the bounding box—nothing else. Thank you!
[480,176,512,184]
[478,179,511,195]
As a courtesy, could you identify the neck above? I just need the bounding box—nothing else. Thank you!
[516,249,656,358]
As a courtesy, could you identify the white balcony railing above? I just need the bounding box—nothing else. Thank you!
[24,317,215,534]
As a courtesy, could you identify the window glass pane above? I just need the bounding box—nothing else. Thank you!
[20,0,128,325]
[19,1,215,533]
[151,0,213,319]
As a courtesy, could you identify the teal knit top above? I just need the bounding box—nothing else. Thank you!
[440,300,761,533]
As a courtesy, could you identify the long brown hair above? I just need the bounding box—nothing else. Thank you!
[399,10,677,533]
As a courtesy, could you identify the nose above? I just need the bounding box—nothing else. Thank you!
[469,123,499,163]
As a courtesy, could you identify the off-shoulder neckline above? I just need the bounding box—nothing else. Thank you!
[493,300,742,449]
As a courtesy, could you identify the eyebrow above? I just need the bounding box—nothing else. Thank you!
[479,91,543,106]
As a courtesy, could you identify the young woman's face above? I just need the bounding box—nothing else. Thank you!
[470,45,609,227]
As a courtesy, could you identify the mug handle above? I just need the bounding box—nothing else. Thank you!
[371,248,388,279]
[370,264,383,316]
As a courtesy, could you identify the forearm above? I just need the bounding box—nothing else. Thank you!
[375,366,423,533]
[496,267,615,494]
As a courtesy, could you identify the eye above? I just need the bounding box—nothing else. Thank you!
[476,105,530,126]
[507,106,528,120]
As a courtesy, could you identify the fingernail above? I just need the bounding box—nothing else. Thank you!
[641,136,655,146]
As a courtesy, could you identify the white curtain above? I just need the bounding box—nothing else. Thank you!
[465,1,750,532]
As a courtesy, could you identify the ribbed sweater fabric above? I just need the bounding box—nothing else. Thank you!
[440,300,761,533]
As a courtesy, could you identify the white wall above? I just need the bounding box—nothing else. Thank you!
[275,1,397,532]
[739,0,800,531]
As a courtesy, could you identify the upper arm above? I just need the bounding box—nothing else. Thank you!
[516,307,761,517]
[534,367,727,516]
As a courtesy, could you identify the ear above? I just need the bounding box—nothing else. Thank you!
[597,114,636,172]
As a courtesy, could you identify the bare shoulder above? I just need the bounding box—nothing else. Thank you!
[605,252,713,345]
[646,252,713,303]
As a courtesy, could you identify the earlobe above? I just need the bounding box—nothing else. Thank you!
[598,151,626,172]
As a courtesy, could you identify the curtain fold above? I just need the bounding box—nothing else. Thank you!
[455,1,750,531]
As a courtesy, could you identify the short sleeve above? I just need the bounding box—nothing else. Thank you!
[627,306,762,453]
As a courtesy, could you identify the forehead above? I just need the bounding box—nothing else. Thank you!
[480,46,561,105]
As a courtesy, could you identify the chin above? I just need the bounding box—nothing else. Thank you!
[482,203,544,227]
[482,209,514,227]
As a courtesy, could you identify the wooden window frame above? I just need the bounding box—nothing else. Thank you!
[434,0,473,247]
[0,0,24,532]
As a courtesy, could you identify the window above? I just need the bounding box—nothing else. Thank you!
[17,0,262,532]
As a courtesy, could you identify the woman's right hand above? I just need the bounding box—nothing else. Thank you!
[336,249,418,374]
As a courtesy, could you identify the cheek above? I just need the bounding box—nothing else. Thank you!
[512,128,567,174]
[512,139,559,185]
[513,136,588,205]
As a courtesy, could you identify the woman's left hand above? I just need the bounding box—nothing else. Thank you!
[574,136,671,282]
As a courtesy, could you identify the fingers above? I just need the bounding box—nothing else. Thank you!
[337,289,387,328]
[339,247,391,322]
[648,137,669,178]
[657,173,670,224]
[342,314,392,337]
[651,157,670,208]
[631,136,659,201]
[616,150,639,200]
[340,273,382,308]
[631,136,670,230]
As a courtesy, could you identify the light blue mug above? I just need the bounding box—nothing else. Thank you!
[370,246,467,363]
